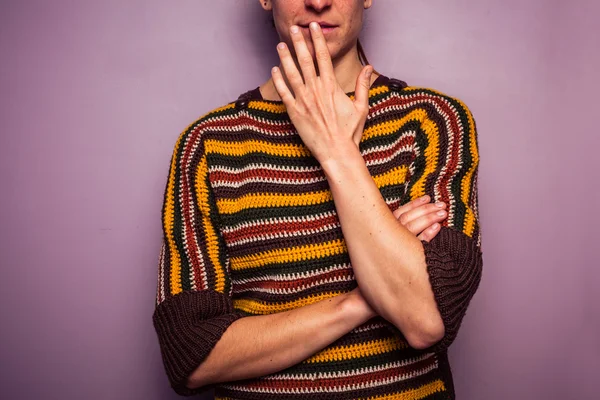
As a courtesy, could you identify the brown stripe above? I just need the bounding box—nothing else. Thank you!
[224,213,340,245]
[239,356,436,391]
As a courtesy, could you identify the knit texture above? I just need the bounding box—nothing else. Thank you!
[152,74,483,399]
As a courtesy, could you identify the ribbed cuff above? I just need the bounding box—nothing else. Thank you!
[420,226,483,353]
[152,290,245,396]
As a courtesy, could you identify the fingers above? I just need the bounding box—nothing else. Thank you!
[354,65,373,111]
[276,41,304,94]
[394,198,447,237]
[417,223,441,243]
[289,25,317,85]
[271,66,295,105]
[308,22,335,81]
[392,195,431,219]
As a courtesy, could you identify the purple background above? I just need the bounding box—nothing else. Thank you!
[1,1,598,399]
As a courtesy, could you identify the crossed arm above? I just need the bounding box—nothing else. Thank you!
[183,193,446,392]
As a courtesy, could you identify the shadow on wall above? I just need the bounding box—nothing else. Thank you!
[235,3,280,84]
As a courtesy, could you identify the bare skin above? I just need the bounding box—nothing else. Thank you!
[186,0,447,390]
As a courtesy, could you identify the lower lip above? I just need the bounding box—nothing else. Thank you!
[300,26,337,34]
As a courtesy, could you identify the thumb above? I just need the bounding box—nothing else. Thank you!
[354,65,373,109]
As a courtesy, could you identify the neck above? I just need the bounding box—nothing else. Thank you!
[260,43,375,100]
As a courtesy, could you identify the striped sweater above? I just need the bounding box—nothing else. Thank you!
[152,74,483,399]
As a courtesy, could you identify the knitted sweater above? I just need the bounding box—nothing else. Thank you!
[152,73,483,399]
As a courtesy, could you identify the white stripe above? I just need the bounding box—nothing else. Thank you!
[213,175,326,188]
[233,263,351,285]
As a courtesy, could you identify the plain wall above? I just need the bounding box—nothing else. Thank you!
[0,1,598,399]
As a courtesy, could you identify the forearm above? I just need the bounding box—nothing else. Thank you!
[321,142,444,349]
[187,290,375,390]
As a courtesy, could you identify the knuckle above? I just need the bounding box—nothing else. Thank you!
[430,213,442,224]
[399,213,409,225]
[300,55,313,66]
[317,49,329,60]
[323,75,336,86]
[424,203,436,211]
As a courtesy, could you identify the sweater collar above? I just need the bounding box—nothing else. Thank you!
[247,73,391,102]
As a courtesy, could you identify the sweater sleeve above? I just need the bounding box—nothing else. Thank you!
[152,119,244,396]
[401,93,483,353]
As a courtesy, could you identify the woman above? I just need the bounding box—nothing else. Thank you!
[152,0,483,399]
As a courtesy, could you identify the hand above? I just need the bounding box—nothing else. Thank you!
[392,195,448,242]
[271,22,373,163]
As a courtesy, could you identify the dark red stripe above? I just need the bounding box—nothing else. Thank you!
[211,167,323,185]
[224,214,339,244]
[362,135,415,164]
[178,126,206,288]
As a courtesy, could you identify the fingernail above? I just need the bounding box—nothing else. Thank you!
[437,210,446,216]
[365,67,372,78]
[421,195,429,202]
[310,22,319,31]
[435,202,444,208]
[277,42,286,50]
[290,25,299,34]
[431,223,439,230]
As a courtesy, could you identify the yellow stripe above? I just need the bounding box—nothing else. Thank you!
[373,165,410,188]
[363,108,428,141]
[458,101,479,238]
[408,115,441,200]
[347,84,390,101]
[364,380,446,400]
[195,156,227,292]
[217,190,333,215]
[249,100,287,114]
[164,133,185,296]
[305,337,407,363]
[204,138,311,158]
[233,291,342,314]
[213,103,236,113]
[230,239,347,271]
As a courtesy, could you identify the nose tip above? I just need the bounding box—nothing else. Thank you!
[305,0,333,12]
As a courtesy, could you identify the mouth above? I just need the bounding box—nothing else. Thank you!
[298,22,338,34]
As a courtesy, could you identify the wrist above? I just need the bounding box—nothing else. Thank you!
[340,289,377,322]
[320,141,364,178]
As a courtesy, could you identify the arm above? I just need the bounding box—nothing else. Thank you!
[153,117,376,396]
[321,144,445,350]
[186,288,375,390]
[322,95,483,352]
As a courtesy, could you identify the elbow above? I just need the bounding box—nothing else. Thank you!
[185,375,201,391]
[404,315,445,351]
[185,364,215,392]
[185,370,217,391]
